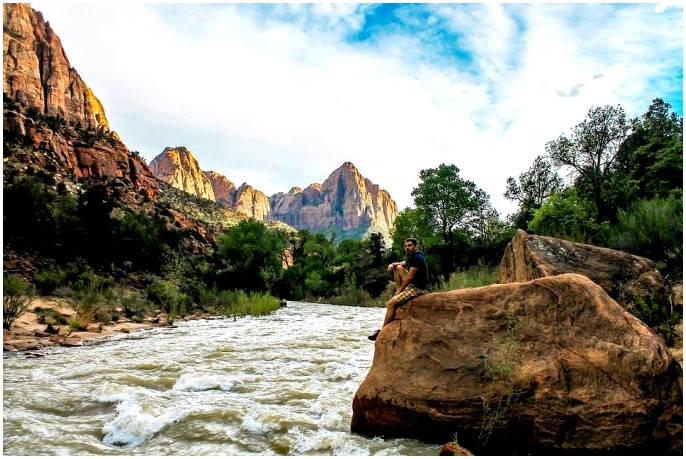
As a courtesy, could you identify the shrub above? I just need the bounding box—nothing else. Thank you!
[68,317,89,332]
[439,264,499,291]
[34,268,66,295]
[146,279,181,314]
[34,307,68,326]
[3,274,35,329]
[92,306,112,324]
[610,195,683,279]
[119,290,152,318]
[240,291,281,316]
[212,290,281,318]
[325,286,385,307]
[632,295,681,346]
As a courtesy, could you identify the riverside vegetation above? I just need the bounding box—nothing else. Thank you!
[3,95,682,346]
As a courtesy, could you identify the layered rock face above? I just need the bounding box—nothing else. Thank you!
[150,149,272,220]
[204,170,236,206]
[150,147,216,201]
[3,92,158,201]
[269,162,398,239]
[351,273,682,455]
[499,229,671,314]
[234,183,271,221]
[3,3,109,130]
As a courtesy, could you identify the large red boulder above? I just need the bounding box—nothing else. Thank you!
[351,273,682,455]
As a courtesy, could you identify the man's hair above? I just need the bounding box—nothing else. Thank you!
[404,237,418,247]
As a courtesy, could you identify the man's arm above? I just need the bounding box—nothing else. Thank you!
[387,260,406,272]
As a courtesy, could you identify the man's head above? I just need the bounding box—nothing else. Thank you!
[404,237,419,254]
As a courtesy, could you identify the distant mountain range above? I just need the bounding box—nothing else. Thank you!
[150,147,398,240]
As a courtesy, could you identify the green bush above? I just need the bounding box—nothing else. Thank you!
[34,307,68,326]
[325,286,385,307]
[610,195,683,279]
[119,290,152,318]
[632,295,681,346]
[439,264,499,291]
[68,318,89,332]
[3,274,36,329]
[33,268,66,295]
[146,279,181,314]
[528,188,609,244]
[205,290,281,318]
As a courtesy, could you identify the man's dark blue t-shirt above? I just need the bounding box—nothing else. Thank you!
[406,251,428,290]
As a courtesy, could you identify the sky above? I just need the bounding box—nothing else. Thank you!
[29,2,683,218]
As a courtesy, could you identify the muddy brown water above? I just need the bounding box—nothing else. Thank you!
[3,301,440,455]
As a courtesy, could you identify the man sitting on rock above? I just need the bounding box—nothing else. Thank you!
[368,237,428,341]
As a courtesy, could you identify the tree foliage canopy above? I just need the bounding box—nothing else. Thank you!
[545,104,630,221]
[411,163,480,247]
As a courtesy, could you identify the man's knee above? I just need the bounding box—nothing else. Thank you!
[393,264,406,275]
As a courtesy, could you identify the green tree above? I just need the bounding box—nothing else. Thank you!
[3,174,57,252]
[411,164,480,247]
[545,105,630,222]
[504,156,563,229]
[76,183,120,269]
[217,218,289,293]
[390,208,428,255]
[604,98,683,213]
[411,164,482,276]
[469,190,513,266]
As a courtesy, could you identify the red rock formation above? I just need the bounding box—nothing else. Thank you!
[3,3,109,130]
[439,442,474,456]
[204,170,237,206]
[269,162,398,238]
[234,183,271,220]
[499,229,671,314]
[150,147,215,201]
[351,273,682,455]
[4,109,158,199]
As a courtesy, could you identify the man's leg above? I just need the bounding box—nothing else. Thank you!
[382,296,400,328]
[368,266,410,341]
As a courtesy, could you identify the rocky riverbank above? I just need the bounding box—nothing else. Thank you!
[3,297,181,353]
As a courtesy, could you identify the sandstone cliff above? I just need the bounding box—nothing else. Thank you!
[4,107,158,201]
[269,162,398,239]
[234,183,271,221]
[150,147,215,201]
[2,4,157,199]
[204,170,236,206]
[3,3,109,130]
[149,149,272,220]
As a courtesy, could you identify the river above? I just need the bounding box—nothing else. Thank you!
[3,301,441,456]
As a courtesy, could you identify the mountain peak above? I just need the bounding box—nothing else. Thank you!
[3,3,110,130]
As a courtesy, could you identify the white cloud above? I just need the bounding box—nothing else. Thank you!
[28,3,682,219]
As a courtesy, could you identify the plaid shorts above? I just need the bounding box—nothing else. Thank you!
[391,284,425,306]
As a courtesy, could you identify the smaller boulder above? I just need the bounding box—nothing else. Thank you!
[439,442,474,456]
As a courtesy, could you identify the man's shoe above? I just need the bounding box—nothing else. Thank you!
[368,329,380,341]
